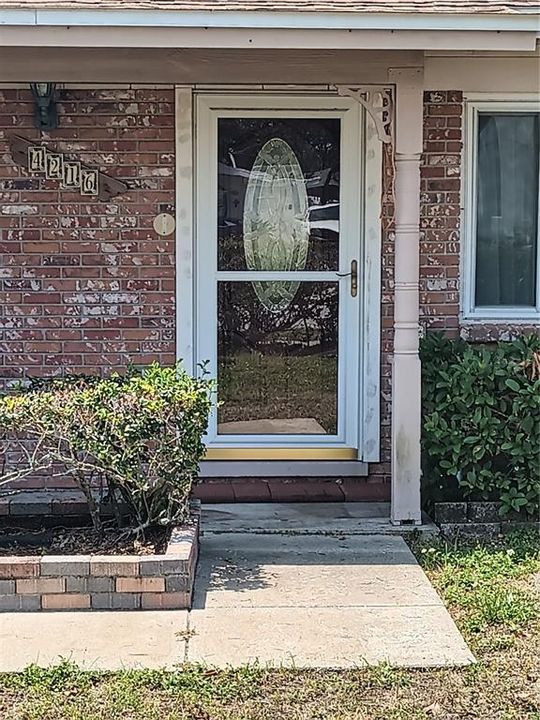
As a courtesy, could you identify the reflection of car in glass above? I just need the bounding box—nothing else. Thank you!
[308,202,339,233]
[218,162,340,234]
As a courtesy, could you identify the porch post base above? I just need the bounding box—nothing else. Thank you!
[390,516,423,529]
[390,352,422,526]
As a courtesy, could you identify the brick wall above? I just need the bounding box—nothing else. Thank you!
[372,95,464,491]
[361,90,464,496]
[368,142,395,488]
[0,86,176,490]
[420,90,462,335]
[0,86,534,501]
[0,86,176,389]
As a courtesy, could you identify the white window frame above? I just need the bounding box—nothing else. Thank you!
[462,95,540,322]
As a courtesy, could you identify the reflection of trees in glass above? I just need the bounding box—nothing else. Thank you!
[217,282,338,433]
[219,282,338,353]
[216,118,341,432]
[218,118,340,272]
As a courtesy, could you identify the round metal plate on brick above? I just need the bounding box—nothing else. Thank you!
[153,213,175,237]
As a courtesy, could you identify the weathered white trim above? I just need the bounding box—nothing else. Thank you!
[1,8,539,32]
[0,48,424,86]
[195,84,336,92]
[173,86,383,470]
[194,92,363,453]
[388,67,423,526]
[461,97,540,322]
[426,49,540,56]
[199,460,369,477]
[175,85,195,374]
[426,56,540,93]
[0,26,535,51]
[460,316,540,326]
[361,103,383,463]
[464,92,540,102]
[335,86,392,143]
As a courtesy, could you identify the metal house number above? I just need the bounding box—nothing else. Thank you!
[28,144,99,196]
[10,134,128,202]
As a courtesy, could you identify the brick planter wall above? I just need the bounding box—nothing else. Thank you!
[433,501,539,540]
[0,505,200,611]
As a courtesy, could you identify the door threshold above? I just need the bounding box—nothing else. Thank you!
[199,460,369,477]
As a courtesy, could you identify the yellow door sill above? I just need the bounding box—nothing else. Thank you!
[204,448,358,461]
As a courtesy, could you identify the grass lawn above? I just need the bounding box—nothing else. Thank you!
[0,531,538,720]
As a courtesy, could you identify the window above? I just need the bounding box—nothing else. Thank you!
[465,101,540,319]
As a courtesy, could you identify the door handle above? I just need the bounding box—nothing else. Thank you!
[336,259,358,297]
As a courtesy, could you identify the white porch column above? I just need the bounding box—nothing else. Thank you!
[388,67,423,525]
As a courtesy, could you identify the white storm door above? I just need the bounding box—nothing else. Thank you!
[195,94,363,460]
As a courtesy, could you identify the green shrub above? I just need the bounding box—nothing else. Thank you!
[0,364,214,535]
[421,333,540,517]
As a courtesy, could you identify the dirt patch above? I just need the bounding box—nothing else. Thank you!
[0,525,170,556]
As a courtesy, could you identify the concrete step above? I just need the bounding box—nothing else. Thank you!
[202,502,437,535]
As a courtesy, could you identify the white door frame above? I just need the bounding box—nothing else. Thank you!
[175,85,382,467]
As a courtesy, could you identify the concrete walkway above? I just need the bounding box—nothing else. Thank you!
[187,532,473,668]
[0,504,473,671]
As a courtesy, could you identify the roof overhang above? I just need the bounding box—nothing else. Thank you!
[1,8,538,52]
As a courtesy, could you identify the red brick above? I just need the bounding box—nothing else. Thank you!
[90,557,139,576]
[22,242,61,253]
[0,558,40,579]
[0,91,175,405]
[17,578,65,594]
[141,592,189,609]
[42,594,90,610]
[116,577,165,593]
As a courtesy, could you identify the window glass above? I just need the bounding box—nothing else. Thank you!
[475,113,539,307]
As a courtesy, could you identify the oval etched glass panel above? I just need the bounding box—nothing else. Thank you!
[243,138,309,313]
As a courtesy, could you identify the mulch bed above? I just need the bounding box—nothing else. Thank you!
[0,525,170,556]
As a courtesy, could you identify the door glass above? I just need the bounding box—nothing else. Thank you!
[218,118,340,272]
[217,281,339,435]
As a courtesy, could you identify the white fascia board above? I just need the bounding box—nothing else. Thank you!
[1,8,539,32]
[0,27,536,51]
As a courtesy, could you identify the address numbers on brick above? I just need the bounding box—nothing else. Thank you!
[9,134,129,201]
